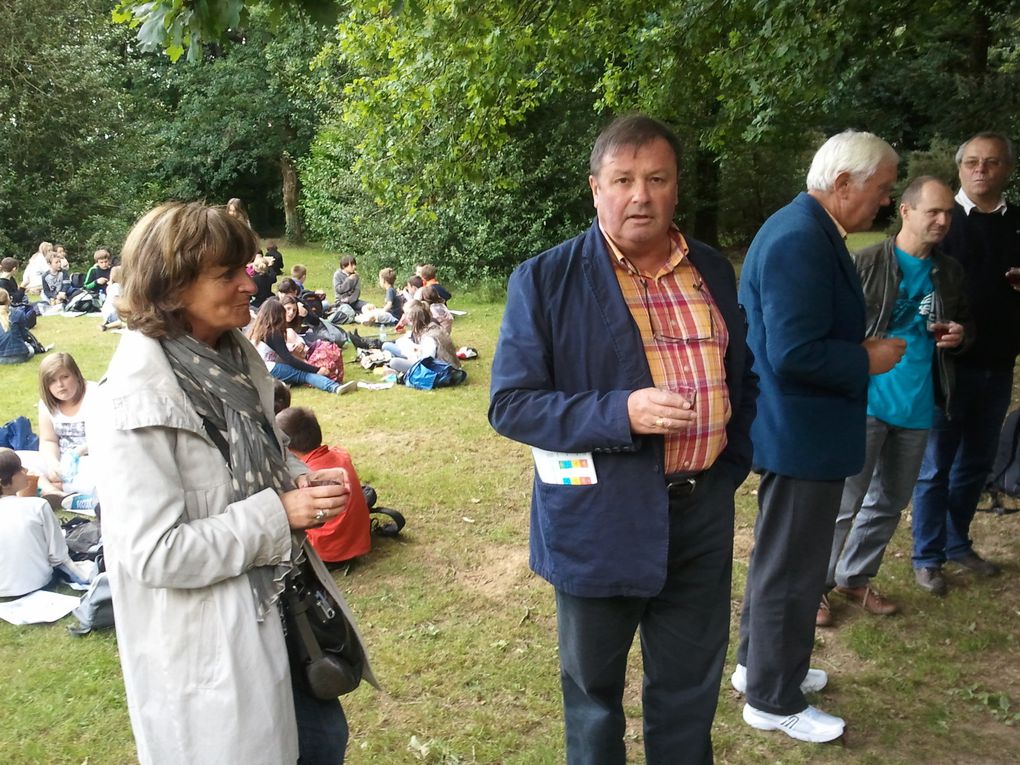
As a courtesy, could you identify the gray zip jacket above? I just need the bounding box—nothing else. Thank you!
[853,237,975,416]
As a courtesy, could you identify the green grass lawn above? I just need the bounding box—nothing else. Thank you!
[2,240,1019,764]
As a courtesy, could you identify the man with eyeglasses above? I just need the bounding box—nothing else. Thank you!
[910,132,1020,595]
[489,114,757,764]
[734,131,905,743]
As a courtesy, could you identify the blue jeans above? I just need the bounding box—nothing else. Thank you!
[270,363,340,393]
[380,341,404,358]
[912,364,1013,568]
[291,673,348,764]
[828,417,929,588]
[555,464,734,765]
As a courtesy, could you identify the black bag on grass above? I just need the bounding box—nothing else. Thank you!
[65,290,100,313]
[984,409,1020,515]
[362,484,405,537]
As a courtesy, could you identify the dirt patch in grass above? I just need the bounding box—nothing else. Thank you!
[455,544,531,599]
[733,524,754,561]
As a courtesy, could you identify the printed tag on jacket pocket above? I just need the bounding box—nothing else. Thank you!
[531,448,598,486]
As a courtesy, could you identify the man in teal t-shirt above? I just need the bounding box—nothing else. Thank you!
[820,177,973,625]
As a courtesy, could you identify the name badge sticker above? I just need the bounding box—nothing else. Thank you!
[531,448,598,485]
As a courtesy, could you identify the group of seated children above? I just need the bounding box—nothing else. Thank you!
[244,255,463,391]
[4,244,122,324]
[382,302,460,375]
[0,350,100,599]
[247,297,356,395]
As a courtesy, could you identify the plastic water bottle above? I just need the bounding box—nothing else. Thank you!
[379,325,387,343]
[61,451,80,483]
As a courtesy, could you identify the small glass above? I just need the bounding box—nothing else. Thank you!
[927,316,951,341]
[667,383,697,410]
[307,480,338,489]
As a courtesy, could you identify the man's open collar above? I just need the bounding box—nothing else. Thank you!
[956,188,1008,216]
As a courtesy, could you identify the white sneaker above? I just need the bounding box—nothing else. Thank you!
[730,664,828,695]
[742,703,845,743]
[335,381,357,395]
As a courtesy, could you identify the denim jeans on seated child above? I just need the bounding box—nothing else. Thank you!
[270,363,341,394]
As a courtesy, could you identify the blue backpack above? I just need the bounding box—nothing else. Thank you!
[0,416,39,450]
[404,357,467,390]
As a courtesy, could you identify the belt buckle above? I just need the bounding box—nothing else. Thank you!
[666,476,697,496]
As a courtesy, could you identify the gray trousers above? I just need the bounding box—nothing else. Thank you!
[736,473,843,715]
[827,417,929,589]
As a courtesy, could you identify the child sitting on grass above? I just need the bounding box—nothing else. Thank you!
[420,284,454,334]
[0,257,26,305]
[41,253,76,310]
[34,353,98,511]
[83,248,113,298]
[99,266,123,330]
[418,263,452,302]
[276,406,371,564]
[0,448,94,597]
[0,287,37,364]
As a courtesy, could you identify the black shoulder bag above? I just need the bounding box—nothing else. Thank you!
[201,417,364,698]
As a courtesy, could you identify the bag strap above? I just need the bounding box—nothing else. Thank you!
[201,417,231,463]
[989,410,1020,489]
[286,585,327,662]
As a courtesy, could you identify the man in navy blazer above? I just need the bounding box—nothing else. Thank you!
[734,130,905,743]
[489,115,757,764]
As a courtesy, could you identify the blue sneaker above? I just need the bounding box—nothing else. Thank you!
[61,493,98,515]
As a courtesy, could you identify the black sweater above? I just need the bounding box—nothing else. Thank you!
[264,331,318,373]
[941,202,1020,370]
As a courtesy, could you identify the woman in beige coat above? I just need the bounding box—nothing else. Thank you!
[89,202,374,765]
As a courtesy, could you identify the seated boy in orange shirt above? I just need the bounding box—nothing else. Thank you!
[276,406,371,563]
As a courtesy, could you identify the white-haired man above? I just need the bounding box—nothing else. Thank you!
[911,132,1020,594]
[734,130,905,742]
[825,177,972,621]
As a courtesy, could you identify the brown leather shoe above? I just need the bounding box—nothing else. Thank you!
[816,594,834,627]
[834,584,899,615]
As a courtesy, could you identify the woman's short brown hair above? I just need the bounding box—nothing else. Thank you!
[39,352,87,413]
[119,202,257,339]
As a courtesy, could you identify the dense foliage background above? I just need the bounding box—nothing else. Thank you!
[2,0,1018,276]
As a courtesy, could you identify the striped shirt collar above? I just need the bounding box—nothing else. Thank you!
[600,224,689,275]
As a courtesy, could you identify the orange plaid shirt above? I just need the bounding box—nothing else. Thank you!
[605,226,731,473]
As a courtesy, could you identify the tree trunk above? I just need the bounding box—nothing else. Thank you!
[281,151,304,244]
[693,147,720,248]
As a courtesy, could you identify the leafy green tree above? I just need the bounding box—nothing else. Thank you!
[0,0,159,260]
[129,6,334,240]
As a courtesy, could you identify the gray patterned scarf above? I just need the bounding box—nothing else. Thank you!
[161,330,294,622]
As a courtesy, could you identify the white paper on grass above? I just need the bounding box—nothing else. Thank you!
[0,590,81,625]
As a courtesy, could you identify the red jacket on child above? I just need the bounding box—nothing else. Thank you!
[302,445,371,562]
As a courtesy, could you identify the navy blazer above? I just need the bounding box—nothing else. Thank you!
[489,220,757,598]
[738,192,870,481]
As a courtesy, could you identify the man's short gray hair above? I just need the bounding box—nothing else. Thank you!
[806,130,899,192]
[955,132,1016,167]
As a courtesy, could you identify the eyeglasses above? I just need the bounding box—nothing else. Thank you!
[639,278,714,343]
[961,158,1004,170]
